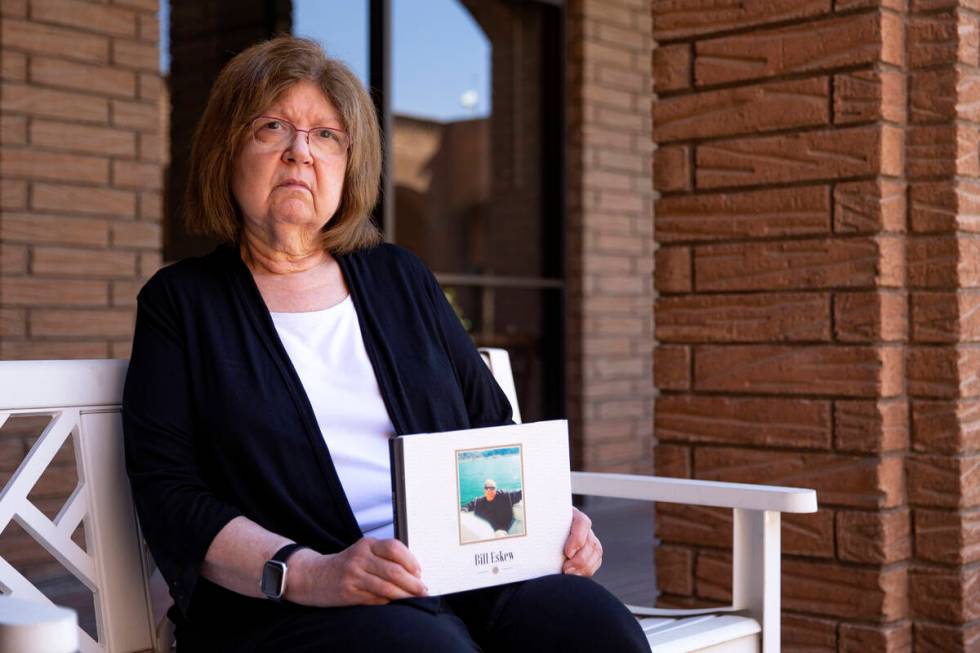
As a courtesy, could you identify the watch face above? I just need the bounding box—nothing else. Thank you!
[261,560,287,600]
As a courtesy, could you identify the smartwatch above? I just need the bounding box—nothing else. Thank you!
[260,542,307,602]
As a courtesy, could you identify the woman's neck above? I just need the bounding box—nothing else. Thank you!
[240,229,329,277]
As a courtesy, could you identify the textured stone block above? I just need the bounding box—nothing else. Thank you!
[695,551,731,602]
[0,214,109,247]
[652,0,830,40]
[834,291,907,342]
[912,291,980,343]
[0,18,108,63]
[656,503,729,547]
[1,82,108,123]
[834,179,906,235]
[31,120,136,157]
[0,277,108,307]
[914,508,980,565]
[839,622,912,653]
[655,246,691,293]
[695,345,903,398]
[654,77,828,142]
[908,236,980,288]
[835,400,909,453]
[912,399,980,454]
[653,444,690,478]
[653,345,690,390]
[908,11,976,68]
[910,179,980,233]
[655,546,692,595]
[783,509,835,558]
[694,237,898,292]
[907,347,980,399]
[836,508,910,564]
[834,68,906,125]
[696,125,901,188]
[907,453,980,508]
[907,124,980,179]
[696,447,904,508]
[30,55,135,98]
[652,44,690,93]
[31,246,136,279]
[910,66,980,124]
[783,560,907,620]
[656,292,830,342]
[910,567,980,623]
[30,0,137,38]
[0,148,108,184]
[915,621,980,653]
[655,395,831,448]
[654,144,690,192]
[783,614,837,651]
[32,183,135,217]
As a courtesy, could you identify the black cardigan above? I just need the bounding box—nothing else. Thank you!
[122,243,513,633]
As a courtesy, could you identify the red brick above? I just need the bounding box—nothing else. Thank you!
[138,191,162,221]
[912,290,980,343]
[907,347,980,399]
[111,160,161,190]
[783,560,907,620]
[654,77,828,142]
[835,291,907,342]
[656,396,831,448]
[910,179,980,234]
[696,126,901,188]
[31,309,134,338]
[138,13,159,43]
[1,213,109,247]
[907,124,980,179]
[656,186,830,243]
[695,551,731,602]
[908,236,980,288]
[910,67,980,125]
[655,246,690,293]
[1,48,27,81]
[111,99,160,131]
[835,400,909,453]
[653,345,690,390]
[696,13,895,86]
[110,280,142,307]
[836,508,910,564]
[694,238,897,292]
[652,0,830,41]
[0,277,107,307]
[653,444,690,478]
[1,308,26,338]
[110,221,161,249]
[1,244,27,274]
[32,246,136,278]
[653,144,689,192]
[654,545,692,595]
[915,508,980,565]
[656,293,829,342]
[139,251,163,277]
[1,82,108,123]
[138,72,163,103]
[910,567,980,623]
[138,132,164,162]
[907,11,975,69]
[783,509,835,558]
[656,503,729,547]
[31,0,136,37]
[696,447,904,508]
[30,56,136,98]
[783,614,838,652]
[0,0,27,18]
[30,120,135,158]
[834,179,906,235]
[0,340,108,360]
[113,0,157,10]
[0,18,108,63]
[1,179,26,209]
[111,339,133,359]
[915,621,980,652]
[912,399,980,454]
[1,113,26,144]
[0,148,108,184]
[907,453,980,508]
[652,44,689,93]
[32,183,135,217]
[111,38,158,71]
[834,69,906,125]
[839,622,912,653]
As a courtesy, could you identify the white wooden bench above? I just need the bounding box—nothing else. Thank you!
[0,350,816,652]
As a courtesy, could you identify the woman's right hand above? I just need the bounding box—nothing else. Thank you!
[287,537,428,607]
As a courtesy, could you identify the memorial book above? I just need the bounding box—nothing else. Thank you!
[389,420,572,596]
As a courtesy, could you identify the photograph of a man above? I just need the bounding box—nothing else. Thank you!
[462,479,522,533]
[456,445,526,544]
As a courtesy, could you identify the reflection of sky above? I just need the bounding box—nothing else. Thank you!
[159,1,491,122]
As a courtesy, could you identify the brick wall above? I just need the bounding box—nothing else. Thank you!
[566,0,655,473]
[651,0,917,649]
[0,0,164,361]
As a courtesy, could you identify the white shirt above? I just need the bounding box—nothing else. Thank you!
[270,295,395,539]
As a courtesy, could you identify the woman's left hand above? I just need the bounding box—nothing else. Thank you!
[562,507,603,577]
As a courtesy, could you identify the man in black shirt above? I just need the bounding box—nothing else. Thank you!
[462,479,522,533]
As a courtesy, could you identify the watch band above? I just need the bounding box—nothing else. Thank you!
[261,542,308,601]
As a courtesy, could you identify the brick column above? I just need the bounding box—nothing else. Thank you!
[0,0,164,360]
[906,4,980,650]
[652,2,913,649]
[566,0,655,473]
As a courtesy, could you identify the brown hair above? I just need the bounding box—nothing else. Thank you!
[183,36,382,254]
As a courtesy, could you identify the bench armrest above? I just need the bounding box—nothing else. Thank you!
[572,472,817,513]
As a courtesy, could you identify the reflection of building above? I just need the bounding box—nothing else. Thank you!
[2,0,979,648]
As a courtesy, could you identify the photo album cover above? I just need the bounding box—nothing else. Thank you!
[389,420,572,596]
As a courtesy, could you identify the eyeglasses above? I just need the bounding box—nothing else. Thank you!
[248,115,351,159]
[484,486,496,490]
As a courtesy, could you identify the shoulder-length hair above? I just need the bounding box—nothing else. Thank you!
[184,36,382,255]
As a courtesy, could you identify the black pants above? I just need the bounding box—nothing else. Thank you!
[248,574,649,652]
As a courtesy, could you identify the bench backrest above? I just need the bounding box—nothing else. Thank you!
[0,349,523,653]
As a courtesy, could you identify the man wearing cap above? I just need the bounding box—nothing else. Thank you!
[462,479,523,534]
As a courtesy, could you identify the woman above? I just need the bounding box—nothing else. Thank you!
[123,36,648,652]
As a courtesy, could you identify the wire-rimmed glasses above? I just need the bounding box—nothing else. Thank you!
[248,115,351,159]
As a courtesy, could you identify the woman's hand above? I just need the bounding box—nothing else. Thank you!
[288,537,428,607]
[562,507,603,577]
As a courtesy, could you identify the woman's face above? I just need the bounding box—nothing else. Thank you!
[231,80,348,242]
